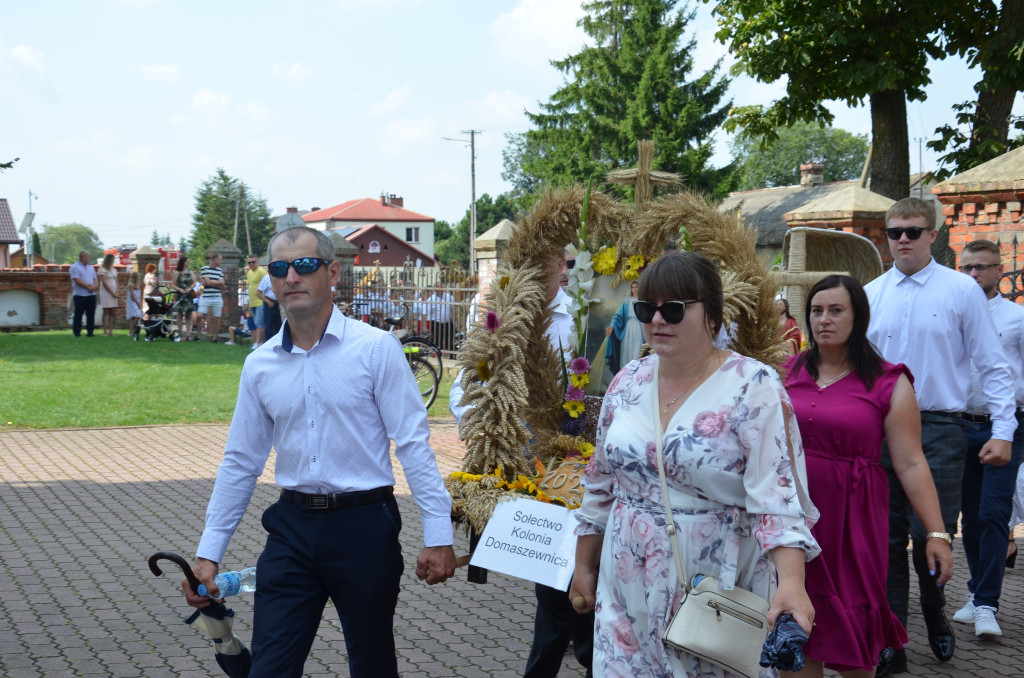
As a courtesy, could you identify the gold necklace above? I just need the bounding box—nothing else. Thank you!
[661,351,716,414]
[818,367,851,388]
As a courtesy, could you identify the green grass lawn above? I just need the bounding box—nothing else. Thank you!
[0,330,456,430]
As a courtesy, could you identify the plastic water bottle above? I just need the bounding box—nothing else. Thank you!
[197,567,256,598]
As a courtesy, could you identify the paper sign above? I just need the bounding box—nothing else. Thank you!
[470,497,578,590]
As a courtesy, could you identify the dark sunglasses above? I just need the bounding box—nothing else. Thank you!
[566,259,576,270]
[886,227,929,240]
[267,257,329,278]
[633,300,700,324]
[959,263,1000,273]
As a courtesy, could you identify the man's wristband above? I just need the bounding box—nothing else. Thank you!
[926,532,952,545]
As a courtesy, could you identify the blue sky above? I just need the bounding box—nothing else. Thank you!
[1,0,1018,250]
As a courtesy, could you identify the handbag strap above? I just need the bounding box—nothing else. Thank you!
[652,368,811,595]
[652,367,691,592]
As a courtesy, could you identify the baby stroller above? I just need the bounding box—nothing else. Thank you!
[134,286,187,342]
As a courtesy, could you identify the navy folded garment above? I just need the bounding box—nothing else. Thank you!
[760,613,809,671]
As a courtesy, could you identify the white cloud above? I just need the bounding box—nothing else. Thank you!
[137,63,181,82]
[190,88,269,134]
[466,89,530,128]
[489,0,586,70]
[120,145,163,170]
[271,62,314,81]
[380,116,437,154]
[371,84,413,114]
[193,88,232,115]
[11,44,45,72]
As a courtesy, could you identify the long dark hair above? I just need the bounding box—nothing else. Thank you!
[777,297,795,321]
[792,275,884,390]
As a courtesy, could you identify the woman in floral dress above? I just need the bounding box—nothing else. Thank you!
[570,252,821,677]
[170,256,197,340]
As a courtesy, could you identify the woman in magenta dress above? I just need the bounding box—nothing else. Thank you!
[783,275,953,677]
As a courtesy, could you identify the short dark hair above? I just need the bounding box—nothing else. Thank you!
[268,226,335,261]
[637,251,723,336]
[886,197,936,229]
[963,239,1001,257]
[792,274,884,389]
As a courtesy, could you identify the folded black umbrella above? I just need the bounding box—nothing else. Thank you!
[760,613,810,671]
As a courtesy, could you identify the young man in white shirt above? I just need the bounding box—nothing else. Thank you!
[184,226,455,677]
[950,238,1024,638]
[865,198,1016,675]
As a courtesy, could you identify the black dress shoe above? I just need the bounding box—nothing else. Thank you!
[923,609,955,662]
[876,647,907,677]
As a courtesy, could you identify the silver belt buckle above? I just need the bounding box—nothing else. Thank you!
[307,494,328,509]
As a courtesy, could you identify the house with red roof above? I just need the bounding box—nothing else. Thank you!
[0,199,23,269]
[303,193,436,259]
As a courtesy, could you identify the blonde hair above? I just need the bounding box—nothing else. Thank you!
[127,271,140,290]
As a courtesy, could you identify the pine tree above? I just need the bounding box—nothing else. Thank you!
[515,0,735,198]
[189,168,274,261]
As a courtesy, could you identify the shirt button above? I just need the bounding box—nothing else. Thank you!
[310,420,314,427]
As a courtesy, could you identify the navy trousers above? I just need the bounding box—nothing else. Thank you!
[249,493,404,678]
[72,294,96,337]
[960,415,1024,610]
[523,583,594,678]
[882,413,967,624]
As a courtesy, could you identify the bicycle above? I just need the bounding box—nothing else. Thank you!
[338,299,440,409]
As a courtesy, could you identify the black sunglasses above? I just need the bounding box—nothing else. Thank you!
[566,259,576,270]
[633,300,700,324]
[886,227,929,240]
[267,257,329,278]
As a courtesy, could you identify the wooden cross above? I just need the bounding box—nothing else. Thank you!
[776,228,848,336]
[606,140,682,215]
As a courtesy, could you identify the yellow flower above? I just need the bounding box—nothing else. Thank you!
[569,372,590,388]
[592,246,618,275]
[563,400,586,418]
[579,442,595,458]
[476,360,492,382]
[499,275,510,290]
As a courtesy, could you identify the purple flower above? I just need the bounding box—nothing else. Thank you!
[561,413,585,436]
[485,310,501,332]
[570,357,591,374]
[566,385,585,401]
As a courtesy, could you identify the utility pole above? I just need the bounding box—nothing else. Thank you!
[28,189,37,213]
[443,130,483,274]
[242,192,252,255]
[914,137,925,199]
[232,185,242,246]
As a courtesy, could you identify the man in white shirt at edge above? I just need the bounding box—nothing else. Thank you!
[865,198,1016,675]
[183,226,456,678]
[449,249,592,677]
[949,239,1024,639]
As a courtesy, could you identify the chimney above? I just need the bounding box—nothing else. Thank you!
[380,193,388,206]
[389,194,404,208]
[286,207,298,213]
[311,207,320,212]
[799,163,824,186]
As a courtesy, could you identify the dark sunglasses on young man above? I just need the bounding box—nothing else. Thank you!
[885,226,929,240]
[633,300,700,324]
[267,257,329,277]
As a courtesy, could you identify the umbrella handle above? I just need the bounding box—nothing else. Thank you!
[149,551,202,595]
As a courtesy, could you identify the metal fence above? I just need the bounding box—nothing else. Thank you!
[336,265,481,364]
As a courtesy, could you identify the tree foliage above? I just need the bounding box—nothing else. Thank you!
[510,0,736,200]
[730,122,869,190]
[708,0,950,200]
[38,223,104,264]
[1,157,18,173]
[435,193,519,270]
[188,168,273,262]
[929,0,1024,178]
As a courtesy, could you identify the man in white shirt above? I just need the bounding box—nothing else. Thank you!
[184,226,456,678]
[866,198,1016,674]
[429,281,456,350]
[949,239,1024,639]
[69,249,99,337]
[255,272,280,342]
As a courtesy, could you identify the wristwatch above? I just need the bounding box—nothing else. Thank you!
[926,532,952,544]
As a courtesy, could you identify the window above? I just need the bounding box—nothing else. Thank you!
[405,227,420,243]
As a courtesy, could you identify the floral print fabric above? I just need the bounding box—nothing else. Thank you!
[576,353,820,677]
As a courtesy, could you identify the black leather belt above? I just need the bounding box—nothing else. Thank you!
[280,486,392,510]
[961,409,1024,425]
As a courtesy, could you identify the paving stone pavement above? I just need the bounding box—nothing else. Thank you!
[0,420,1021,677]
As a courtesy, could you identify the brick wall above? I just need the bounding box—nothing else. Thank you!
[0,265,145,328]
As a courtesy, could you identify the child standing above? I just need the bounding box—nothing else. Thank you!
[126,271,142,339]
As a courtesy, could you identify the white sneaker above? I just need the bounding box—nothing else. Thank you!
[225,341,236,345]
[952,594,976,623]
[974,605,1001,637]
[250,342,261,350]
